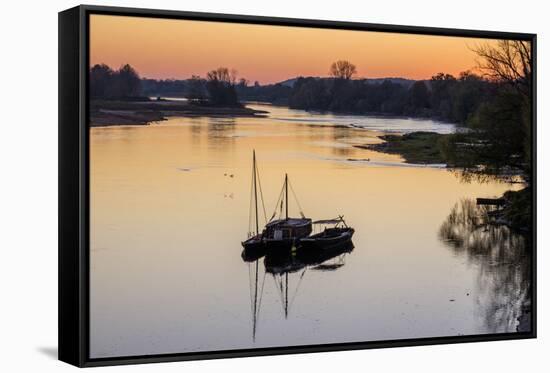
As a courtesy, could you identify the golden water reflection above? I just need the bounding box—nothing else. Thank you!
[439,200,531,334]
[90,104,524,358]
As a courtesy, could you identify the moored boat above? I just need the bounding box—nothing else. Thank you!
[263,173,312,252]
[262,217,312,250]
[298,216,354,250]
[241,235,266,262]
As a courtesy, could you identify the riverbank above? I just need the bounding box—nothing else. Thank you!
[90,99,268,126]
[494,188,532,233]
[355,131,447,164]
[359,131,532,233]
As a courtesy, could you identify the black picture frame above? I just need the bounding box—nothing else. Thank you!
[58,4,537,367]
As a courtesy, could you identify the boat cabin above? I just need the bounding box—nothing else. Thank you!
[263,218,312,241]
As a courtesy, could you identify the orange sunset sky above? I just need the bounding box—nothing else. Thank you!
[90,14,501,84]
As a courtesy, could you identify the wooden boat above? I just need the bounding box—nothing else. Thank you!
[241,242,266,262]
[242,151,314,254]
[242,234,264,255]
[263,173,312,251]
[298,216,354,250]
[262,218,312,250]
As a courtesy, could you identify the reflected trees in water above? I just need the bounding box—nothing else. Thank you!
[439,199,531,333]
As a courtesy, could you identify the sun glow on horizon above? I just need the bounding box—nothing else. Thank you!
[90,14,500,84]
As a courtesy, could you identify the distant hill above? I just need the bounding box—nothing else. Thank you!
[278,78,299,87]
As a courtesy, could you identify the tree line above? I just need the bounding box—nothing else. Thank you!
[91,64,242,107]
[286,52,532,181]
[286,70,495,125]
[440,40,532,181]
[90,64,142,99]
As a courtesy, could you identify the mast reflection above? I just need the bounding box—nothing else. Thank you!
[242,240,354,341]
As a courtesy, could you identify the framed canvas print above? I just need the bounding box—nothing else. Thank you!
[58,5,537,367]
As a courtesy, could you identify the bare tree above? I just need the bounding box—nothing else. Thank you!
[329,60,357,80]
[205,67,239,106]
[473,40,532,97]
[206,67,237,85]
[472,40,533,173]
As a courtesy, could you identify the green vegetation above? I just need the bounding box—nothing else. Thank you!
[501,188,532,232]
[360,41,532,187]
[445,41,532,182]
[360,42,533,233]
[358,129,532,232]
[356,132,448,164]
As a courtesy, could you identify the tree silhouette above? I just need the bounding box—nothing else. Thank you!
[187,75,207,102]
[206,67,237,86]
[205,67,239,106]
[90,64,114,98]
[409,81,430,109]
[329,60,357,80]
[474,40,532,170]
[473,40,531,98]
[115,64,141,97]
[89,63,141,98]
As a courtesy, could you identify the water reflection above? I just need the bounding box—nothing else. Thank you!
[90,105,522,357]
[243,241,354,341]
[438,199,531,333]
[327,127,356,157]
[185,117,239,151]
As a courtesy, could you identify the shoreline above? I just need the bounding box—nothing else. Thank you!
[90,99,268,127]
[354,132,448,165]
[357,132,532,234]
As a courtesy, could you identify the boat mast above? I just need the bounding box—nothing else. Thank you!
[252,260,259,341]
[253,150,259,235]
[284,272,289,318]
[285,173,288,220]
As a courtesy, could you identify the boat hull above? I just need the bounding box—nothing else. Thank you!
[241,245,266,262]
[298,228,354,249]
[297,240,354,266]
[241,235,266,262]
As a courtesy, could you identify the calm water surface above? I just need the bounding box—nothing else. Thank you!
[90,104,528,358]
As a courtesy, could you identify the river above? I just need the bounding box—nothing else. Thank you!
[89,103,529,358]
